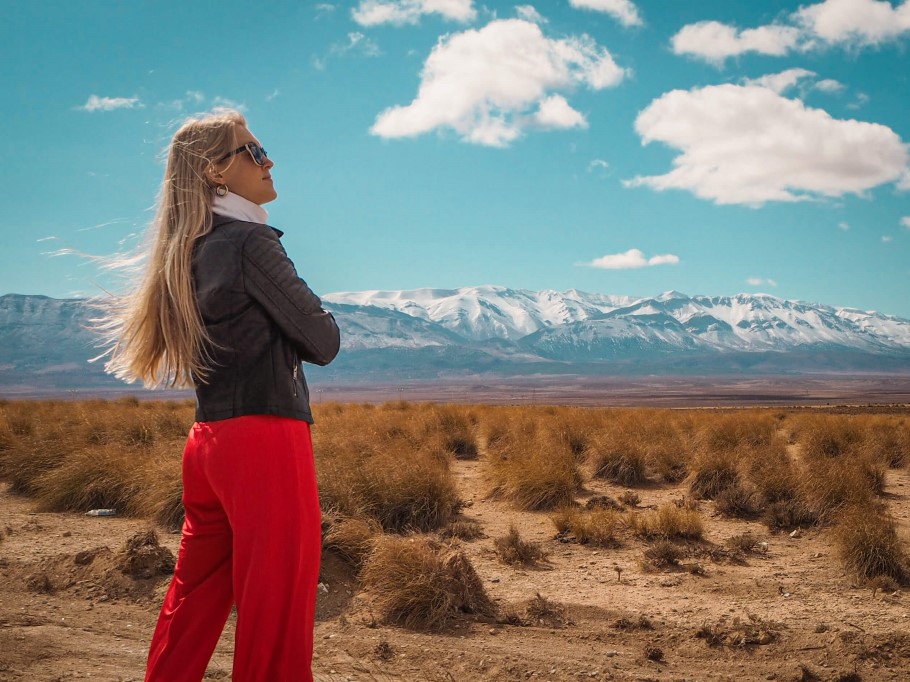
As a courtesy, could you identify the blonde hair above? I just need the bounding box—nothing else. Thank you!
[94,109,247,388]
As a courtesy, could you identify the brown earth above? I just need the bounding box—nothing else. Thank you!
[3,430,910,681]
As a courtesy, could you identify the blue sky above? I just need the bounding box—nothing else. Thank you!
[3,0,909,316]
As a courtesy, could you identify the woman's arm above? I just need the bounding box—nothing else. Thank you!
[241,225,340,366]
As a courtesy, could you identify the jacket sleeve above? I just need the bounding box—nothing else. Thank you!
[241,225,341,366]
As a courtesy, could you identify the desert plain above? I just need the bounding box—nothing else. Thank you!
[2,396,910,682]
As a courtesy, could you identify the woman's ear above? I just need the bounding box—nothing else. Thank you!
[205,163,223,184]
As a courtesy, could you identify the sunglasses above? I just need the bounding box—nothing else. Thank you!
[216,141,269,166]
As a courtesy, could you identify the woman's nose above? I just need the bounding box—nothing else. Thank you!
[263,155,274,170]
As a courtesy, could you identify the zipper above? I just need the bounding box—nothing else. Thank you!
[292,352,299,397]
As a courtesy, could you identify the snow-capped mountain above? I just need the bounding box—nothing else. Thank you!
[324,285,634,341]
[1,287,909,393]
[325,287,910,356]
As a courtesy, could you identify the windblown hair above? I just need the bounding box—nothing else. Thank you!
[94,109,246,388]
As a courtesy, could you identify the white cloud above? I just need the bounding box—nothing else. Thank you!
[747,277,778,287]
[352,0,476,26]
[331,31,381,57]
[78,95,142,112]
[370,19,626,147]
[315,2,335,15]
[671,21,800,63]
[882,235,894,242]
[266,89,280,102]
[588,158,609,172]
[568,0,642,27]
[815,78,845,93]
[899,169,910,190]
[839,221,850,231]
[901,216,910,229]
[625,84,910,206]
[516,5,546,23]
[672,0,910,64]
[586,248,679,269]
[744,68,815,94]
[794,0,910,47]
[534,95,587,129]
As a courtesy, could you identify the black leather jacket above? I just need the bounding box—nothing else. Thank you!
[190,213,340,423]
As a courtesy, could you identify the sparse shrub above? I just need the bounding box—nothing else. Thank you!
[316,424,462,532]
[725,532,760,553]
[323,515,381,569]
[586,430,648,486]
[439,518,485,541]
[631,504,704,541]
[834,506,908,585]
[802,458,878,523]
[689,454,740,500]
[551,507,622,547]
[494,525,548,565]
[525,592,567,627]
[714,483,762,519]
[32,444,144,514]
[585,494,623,511]
[642,540,685,569]
[800,415,863,459]
[360,535,496,630]
[644,645,664,662]
[763,498,818,531]
[696,412,777,453]
[486,425,579,511]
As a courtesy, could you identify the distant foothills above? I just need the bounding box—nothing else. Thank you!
[1,286,909,396]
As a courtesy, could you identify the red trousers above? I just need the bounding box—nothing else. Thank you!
[145,415,322,682]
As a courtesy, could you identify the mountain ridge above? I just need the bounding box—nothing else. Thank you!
[2,288,909,393]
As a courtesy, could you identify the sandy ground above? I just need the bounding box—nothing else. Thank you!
[3,439,910,681]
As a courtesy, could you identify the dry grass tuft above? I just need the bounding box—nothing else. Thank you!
[725,532,762,553]
[551,507,622,547]
[360,535,496,630]
[714,483,763,519]
[494,525,548,566]
[642,540,685,570]
[525,592,568,627]
[631,504,704,541]
[485,419,579,511]
[834,506,908,585]
[586,430,649,486]
[323,515,381,570]
[439,518,485,542]
[688,453,740,500]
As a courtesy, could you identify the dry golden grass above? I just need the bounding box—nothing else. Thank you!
[551,506,623,547]
[484,414,580,510]
[4,397,910,637]
[834,505,908,585]
[313,404,462,532]
[630,503,705,541]
[493,525,548,565]
[323,515,381,570]
[360,535,496,630]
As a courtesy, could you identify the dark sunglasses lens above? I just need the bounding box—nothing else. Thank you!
[247,143,267,166]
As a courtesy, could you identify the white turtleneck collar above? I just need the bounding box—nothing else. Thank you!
[213,191,269,224]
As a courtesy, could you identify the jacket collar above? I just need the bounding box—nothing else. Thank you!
[211,212,284,238]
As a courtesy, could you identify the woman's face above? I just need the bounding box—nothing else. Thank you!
[211,125,277,205]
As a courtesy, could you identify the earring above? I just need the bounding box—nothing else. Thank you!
[215,184,229,197]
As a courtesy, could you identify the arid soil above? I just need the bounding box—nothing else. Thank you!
[3,426,910,681]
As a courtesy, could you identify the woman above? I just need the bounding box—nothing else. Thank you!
[98,109,339,681]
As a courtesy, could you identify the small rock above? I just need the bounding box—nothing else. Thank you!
[62,531,72,538]
[74,551,95,566]
[789,529,801,539]
[605,650,618,657]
